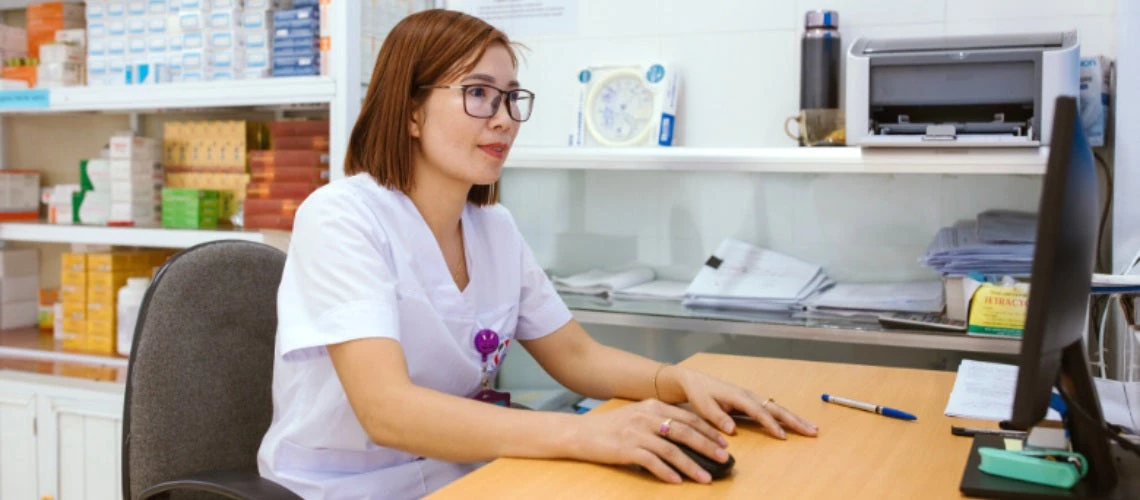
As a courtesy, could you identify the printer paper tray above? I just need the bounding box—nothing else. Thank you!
[860,135,1041,148]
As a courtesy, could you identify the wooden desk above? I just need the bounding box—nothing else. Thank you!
[431,353,995,499]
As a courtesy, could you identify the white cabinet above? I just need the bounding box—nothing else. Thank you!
[0,370,125,500]
[0,382,38,500]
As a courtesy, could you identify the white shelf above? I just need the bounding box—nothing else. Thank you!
[0,344,129,369]
[561,295,1021,355]
[0,222,270,249]
[505,147,1049,175]
[0,77,336,114]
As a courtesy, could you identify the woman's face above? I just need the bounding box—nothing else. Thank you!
[413,43,522,188]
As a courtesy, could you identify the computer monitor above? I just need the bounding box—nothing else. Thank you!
[961,96,1139,498]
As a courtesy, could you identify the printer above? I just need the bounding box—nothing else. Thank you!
[845,31,1079,147]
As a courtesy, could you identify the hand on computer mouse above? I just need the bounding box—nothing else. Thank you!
[568,399,731,484]
[665,438,735,480]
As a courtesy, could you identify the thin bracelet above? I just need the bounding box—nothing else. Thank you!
[652,363,671,401]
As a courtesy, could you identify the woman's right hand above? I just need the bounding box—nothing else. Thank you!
[566,399,731,484]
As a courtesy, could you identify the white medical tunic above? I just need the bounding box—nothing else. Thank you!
[257,173,573,499]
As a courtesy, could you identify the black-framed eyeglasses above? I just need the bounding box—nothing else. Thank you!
[420,84,535,122]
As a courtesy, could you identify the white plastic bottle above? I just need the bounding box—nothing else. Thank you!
[117,277,150,357]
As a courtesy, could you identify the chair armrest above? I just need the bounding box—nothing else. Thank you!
[139,468,301,500]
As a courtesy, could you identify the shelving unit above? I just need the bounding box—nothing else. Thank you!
[562,295,1021,355]
[0,76,336,114]
[504,146,1049,175]
[0,328,127,369]
[0,222,273,248]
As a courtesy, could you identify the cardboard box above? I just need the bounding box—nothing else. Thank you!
[61,272,86,303]
[88,252,131,273]
[87,283,116,305]
[87,301,115,322]
[61,252,87,273]
[88,271,130,291]
[87,315,115,335]
[62,301,86,323]
[110,135,160,161]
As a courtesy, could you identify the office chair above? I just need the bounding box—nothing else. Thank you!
[121,240,300,499]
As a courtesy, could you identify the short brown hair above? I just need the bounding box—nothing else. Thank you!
[346,9,518,206]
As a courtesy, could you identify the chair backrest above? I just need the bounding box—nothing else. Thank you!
[122,240,286,499]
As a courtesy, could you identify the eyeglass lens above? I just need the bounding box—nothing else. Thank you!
[464,85,533,121]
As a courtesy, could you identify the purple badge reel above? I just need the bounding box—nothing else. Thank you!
[473,328,511,407]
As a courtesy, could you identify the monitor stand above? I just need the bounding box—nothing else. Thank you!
[959,435,1140,499]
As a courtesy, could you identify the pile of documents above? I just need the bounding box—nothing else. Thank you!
[920,211,1037,276]
[683,238,833,312]
[552,267,687,302]
[944,359,1138,430]
[800,281,945,321]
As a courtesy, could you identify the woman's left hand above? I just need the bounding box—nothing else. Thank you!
[662,366,819,440]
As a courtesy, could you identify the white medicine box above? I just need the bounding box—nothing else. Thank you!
[0,171,41,220]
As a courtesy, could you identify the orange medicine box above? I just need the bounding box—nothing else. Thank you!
[250,166,329,184]
[249,150,328,168]
[245,182,319,199]
[26,2,85,20]
[244,198,304,217]
[271,135,329,150]
[243,213,295,231]
[269,120,329,138]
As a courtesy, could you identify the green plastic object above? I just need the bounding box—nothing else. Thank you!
[978,447,1088,490]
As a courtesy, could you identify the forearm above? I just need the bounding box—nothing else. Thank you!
[366,384,579,463]
[548,339,687,404]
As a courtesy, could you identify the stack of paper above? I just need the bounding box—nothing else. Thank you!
[801,281,945,321]
[920,211,1037,276]
[944,360,1062,422]
[683,238,833,312]
[610,280,689,302]
[945,360,1139,429]
[552,267,655,297]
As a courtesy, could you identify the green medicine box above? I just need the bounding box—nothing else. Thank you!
[162,188,221,229]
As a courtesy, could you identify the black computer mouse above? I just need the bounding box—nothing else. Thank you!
[665,439,735,480]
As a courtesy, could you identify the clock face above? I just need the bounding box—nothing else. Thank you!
[587,73,656,145]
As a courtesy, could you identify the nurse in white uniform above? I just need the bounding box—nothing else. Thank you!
[258,9,819,499]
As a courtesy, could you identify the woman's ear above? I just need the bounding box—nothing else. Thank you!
[409,105,424,139]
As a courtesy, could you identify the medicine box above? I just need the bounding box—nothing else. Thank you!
[0,171,42,220]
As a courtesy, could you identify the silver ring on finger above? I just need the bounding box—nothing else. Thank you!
[659,418,673,436]
[761,397,775,410]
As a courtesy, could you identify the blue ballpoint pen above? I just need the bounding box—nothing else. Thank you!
[821,394,917,421]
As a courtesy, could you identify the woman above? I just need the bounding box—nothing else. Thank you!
[258,9,817,498]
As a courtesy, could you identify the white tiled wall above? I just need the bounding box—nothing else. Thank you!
[498,0,1117,283]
